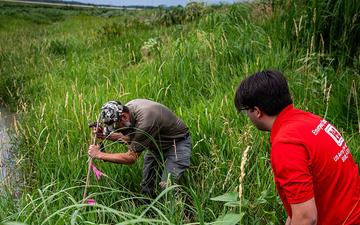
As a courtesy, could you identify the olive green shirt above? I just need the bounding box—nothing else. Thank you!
[125,99,188,152]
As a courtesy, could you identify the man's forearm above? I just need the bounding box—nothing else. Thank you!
[285,217,291,225]
[290,216,316,225]
[107,133,130,143]
[97,151,138,164]
[289,198,317,225]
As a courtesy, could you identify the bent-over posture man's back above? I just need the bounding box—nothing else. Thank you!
[88,99,192,197]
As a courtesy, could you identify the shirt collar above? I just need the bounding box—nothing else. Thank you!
[270,104,294,144]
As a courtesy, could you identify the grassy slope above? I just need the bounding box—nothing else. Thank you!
[0,2,359,224]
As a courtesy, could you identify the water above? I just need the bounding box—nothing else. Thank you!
[0,107,17,195]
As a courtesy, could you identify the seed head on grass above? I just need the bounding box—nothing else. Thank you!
[239,146,250,201]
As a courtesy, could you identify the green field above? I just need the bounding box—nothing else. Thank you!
[0,1,359,224]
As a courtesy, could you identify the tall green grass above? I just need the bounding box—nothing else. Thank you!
[274,0,360,66]
[0,1,359,224]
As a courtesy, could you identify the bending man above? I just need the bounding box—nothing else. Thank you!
[88,99,192,197]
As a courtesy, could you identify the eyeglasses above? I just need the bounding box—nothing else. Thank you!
[239,106,251,111]
[238,106,253,114]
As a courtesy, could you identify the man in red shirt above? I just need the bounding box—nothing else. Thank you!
[234,70,360,224]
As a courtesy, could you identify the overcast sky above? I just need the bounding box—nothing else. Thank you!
[62,0,239,7]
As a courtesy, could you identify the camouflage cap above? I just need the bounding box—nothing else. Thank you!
[100,100,124,125]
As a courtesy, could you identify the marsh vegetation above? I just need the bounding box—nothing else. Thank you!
[0,1,359,224]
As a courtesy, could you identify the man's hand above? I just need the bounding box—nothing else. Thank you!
[88,144,103,159]
[92,127,105,140]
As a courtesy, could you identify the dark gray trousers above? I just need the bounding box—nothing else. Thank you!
[140,135,192,197]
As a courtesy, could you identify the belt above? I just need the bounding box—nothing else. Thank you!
[174,132,190,142]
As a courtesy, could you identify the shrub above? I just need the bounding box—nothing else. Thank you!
[157,6,186,26]
[98,22,124,39]
[140,37,162,61]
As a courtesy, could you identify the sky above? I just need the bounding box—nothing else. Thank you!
[61,0,239,7]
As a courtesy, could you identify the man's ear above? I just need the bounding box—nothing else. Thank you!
[253,106,263,119]
[121,112,130,122]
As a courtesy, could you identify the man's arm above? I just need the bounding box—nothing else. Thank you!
[285,216,291,225]
[92,127,130,143]
[106,132,130,143]
[88,144,140,164]
[289,198,317,225]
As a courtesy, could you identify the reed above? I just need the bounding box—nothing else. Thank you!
[273,0,360,66]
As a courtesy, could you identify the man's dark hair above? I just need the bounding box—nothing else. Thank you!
[234,70,293,116]
[122,105,129,113]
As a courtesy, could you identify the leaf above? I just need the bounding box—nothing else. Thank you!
[3,222,28,225]
[224,201,241,207]
[210,192,238,202]
[212,213,244,225]
[71,209,80,225]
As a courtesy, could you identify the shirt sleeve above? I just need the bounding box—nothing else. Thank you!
[271,142,314,204]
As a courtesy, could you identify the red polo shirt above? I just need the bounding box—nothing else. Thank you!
[270,105,360,225]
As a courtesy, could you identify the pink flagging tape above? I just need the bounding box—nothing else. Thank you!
[90,162,103,180]
[86,198,96,205]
